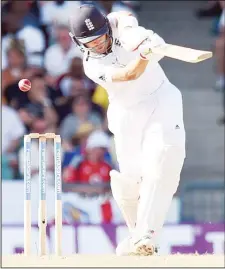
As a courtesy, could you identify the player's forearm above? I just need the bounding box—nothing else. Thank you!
[111,57,149,82]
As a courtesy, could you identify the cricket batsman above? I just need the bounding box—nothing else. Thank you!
[68,4,186,256]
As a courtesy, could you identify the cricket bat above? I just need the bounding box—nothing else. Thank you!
[151,43,213,63]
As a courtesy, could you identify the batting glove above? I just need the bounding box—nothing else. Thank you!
[138,32,166,60]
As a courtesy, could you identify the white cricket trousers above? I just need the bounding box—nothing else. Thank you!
[107,81,186,242]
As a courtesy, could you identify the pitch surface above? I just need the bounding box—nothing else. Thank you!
[2,254,224,267]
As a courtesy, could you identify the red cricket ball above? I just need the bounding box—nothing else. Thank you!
[18,79,31,92]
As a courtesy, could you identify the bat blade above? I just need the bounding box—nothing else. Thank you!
[151,43,213,63]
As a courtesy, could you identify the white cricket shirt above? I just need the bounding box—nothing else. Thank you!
[83,13,170,108]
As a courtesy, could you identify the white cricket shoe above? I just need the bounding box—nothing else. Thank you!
[134,235,155,256]
[116,235,158,256]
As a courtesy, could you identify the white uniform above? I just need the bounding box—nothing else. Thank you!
[83,12,186,252]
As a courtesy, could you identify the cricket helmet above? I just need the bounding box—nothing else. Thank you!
[69,4,113,56]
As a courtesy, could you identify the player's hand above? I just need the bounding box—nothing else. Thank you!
[148,32,166,48]
[138,40,153,59]
[138,33,165,60]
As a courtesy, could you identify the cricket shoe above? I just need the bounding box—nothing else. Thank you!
[116,236,158,256]
[133,234,156,256]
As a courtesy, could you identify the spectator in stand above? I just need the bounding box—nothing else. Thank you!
[2,103,26,155]
[44,24,82,88]
[196,1,222,18]
[57,57,95,97]
[18,103,43,133]
[62,130,114,223]
[63,130,112,194]
[18,116,55,186]
[56,56,105,122]
[53,57,91,123]
[62,122,95,167]
[59,94,103,150]
[62,122,113,168]
[195,1,223,35]
[18,74,59,132]
[2,0,41,29]
[2,37,44,99]
[2,101,26,179]
[2,12,45,70]
[84,0,137,16]
[39,0,81,45]
[3,62,47,110]
[2,39,27,93]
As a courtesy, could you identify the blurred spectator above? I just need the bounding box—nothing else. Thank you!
[2,103,26,179]
[18,117,55,185]
[60,76,90,99]
[2,12,45,70]
[57,57,95,97]
[3,64,46,110]
[44,24,82,88]
[63,129,112,187]
[2,38,44,94]
[56,56,105,121]
[2,104,26,154]
[40,0,81,44]
[62,122,114,168]
[2,154,17,180]
[18,74,58,131]
[85,0,136,16]
[71,123,95,152]
[195,1,223,35]
[2,0,41,29]
[196,1,222,18]
[60,94,103,149]
[2,39,27,92]
[62,122,95,166]
[18,103,42,133]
